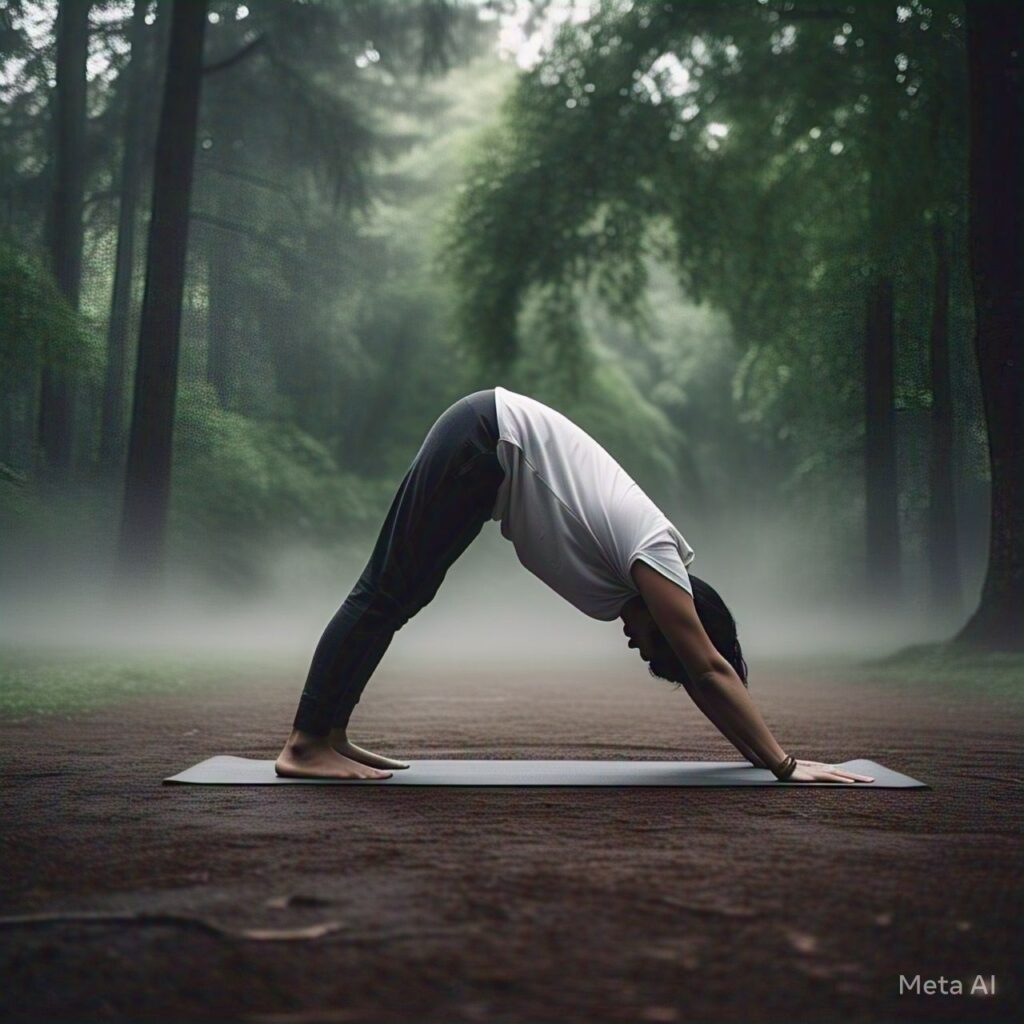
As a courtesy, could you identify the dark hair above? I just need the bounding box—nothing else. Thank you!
[647,574,749,688]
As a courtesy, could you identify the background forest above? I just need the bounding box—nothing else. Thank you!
[0,0,1018,660]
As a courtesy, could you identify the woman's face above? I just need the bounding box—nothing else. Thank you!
[619,596,662,664]
[620,595,685,681]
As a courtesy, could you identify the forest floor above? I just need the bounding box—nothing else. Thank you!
[0,648,1021,1024]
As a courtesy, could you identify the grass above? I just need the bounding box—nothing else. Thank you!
[846,642,1024,702]
[2,642,1022,722]
[0,646,299,719]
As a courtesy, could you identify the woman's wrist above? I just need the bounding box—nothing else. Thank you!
[770,753,797,781]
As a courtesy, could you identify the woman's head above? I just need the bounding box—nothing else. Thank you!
[621,574,748,688]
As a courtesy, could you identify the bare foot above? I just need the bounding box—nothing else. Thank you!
[329,730,409,770]
[275,730,392,781]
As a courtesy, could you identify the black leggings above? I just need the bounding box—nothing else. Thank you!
[292,389,504,736]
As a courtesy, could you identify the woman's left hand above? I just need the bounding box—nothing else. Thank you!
[793,759,874,783]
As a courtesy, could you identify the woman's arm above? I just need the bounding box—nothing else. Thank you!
[677,676,769,767]
[630,562,873,783]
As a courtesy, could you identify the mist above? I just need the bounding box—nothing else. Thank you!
[0,0,1005,675]
[2,5,1021,1021]
[0,499,982,670]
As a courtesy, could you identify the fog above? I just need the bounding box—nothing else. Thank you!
[0,1,992,679]
[1,501,981,675]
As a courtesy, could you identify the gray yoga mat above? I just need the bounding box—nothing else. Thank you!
[163,756,926,788]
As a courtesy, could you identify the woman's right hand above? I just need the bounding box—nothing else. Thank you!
[788,760,875,784]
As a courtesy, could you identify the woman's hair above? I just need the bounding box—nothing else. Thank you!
[647,573,749,688]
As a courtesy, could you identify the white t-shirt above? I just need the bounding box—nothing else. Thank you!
[490,386,695,621]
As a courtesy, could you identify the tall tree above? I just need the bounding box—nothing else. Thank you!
[926,214,962,613]
[863,13,902,597]
[446,3,949,567]
[955,1,1023,650]
[186,0,477,431]
[118,0,208,581]
[922,54,965,616]
[98,0,152,470]
[38,0,90,474]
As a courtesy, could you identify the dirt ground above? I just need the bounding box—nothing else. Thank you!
[1,660,1020,1024]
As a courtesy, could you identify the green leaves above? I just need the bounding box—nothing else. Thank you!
[446,0,970,499]
[170,382,390,588]
[0,236,98,378]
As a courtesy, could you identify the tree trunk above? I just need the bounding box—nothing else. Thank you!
[926,217,963,614]
[955,2,1024,649]
[118,0,209,583]
[863,272,900,596]
[98,0,150,471]
[862,27,902,599]
[38,0,90,475]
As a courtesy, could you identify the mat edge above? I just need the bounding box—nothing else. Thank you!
[162,756,927,788]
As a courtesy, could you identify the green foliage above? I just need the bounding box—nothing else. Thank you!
[848,643,1024,703]
[0,1,492,588]
[0,235,99,379]
[0,1,985,604]
[441,39,666,371]
[500,324,681,500]
[0,648,287,718]
[171,383,393,588]
[444,0,976,545]
[569,358,681,499]
[0,470,110,547]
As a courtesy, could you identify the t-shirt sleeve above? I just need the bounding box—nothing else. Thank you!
[628,538,693,597]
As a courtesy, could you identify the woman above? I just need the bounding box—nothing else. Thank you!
[276,387,872,785]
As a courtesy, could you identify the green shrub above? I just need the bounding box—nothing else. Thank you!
[171,383,393,588]
[0,235,101,380]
